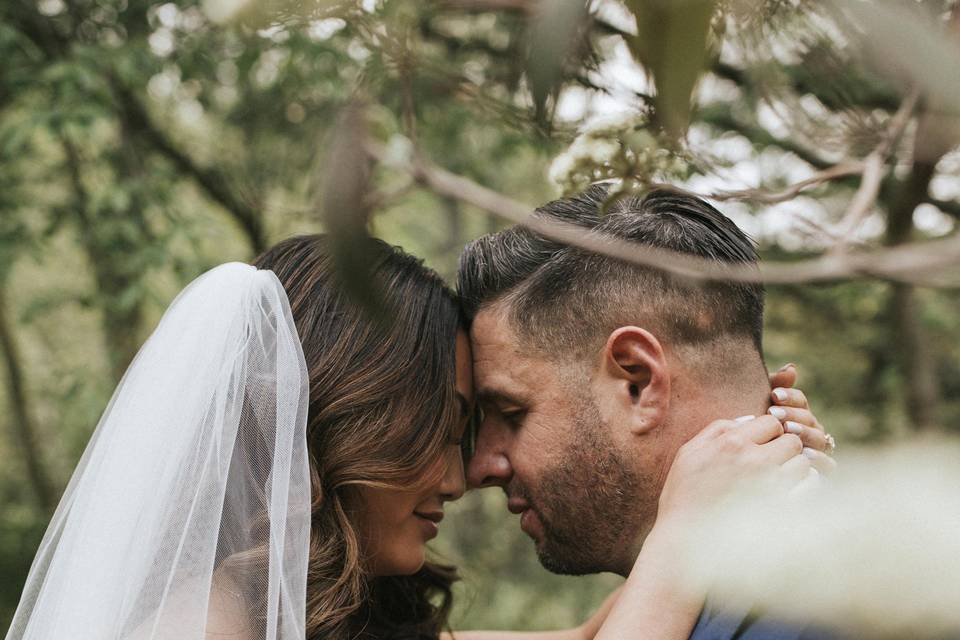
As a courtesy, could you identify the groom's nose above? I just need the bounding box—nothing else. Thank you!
[466,424,512,489]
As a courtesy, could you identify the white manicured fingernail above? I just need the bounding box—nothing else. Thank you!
[802,447,817,459]
[784,421,803,435]
[772,388,788,402]
[769,406,787,420]
[734,414,755,423]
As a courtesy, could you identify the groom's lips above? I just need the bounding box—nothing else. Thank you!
[508,497,543,540]
[507,497,530,515]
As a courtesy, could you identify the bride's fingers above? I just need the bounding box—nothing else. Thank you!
[802,447,837,475]
[785,421,828,451]
[738,415,785,445]
[767,407,827,451]
[768,363,797,390]
[767,406,821,431]
[771,386,809,409]
[758,432,804,464]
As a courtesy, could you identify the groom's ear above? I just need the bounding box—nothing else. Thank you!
[596,326,670,436]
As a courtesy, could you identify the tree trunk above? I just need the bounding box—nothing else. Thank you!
[62,134,145,383]
[883,110,952,431]
[0,281,56,512]
[887,284,939,430]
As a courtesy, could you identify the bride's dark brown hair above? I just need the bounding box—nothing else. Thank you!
[247,234,463,639]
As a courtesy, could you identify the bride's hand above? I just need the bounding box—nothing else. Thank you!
[768,363,836,474]
[655,415,800,532]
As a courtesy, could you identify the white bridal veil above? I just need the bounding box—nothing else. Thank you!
[6,263,311,640]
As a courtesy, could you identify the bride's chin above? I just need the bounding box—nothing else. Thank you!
[369,543,427,577]
[398,545,427,575]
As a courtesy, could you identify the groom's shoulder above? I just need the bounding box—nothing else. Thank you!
[689,604,844,640]
[733,615,841,640]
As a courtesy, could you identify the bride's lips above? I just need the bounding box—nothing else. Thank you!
[413,511,443,539]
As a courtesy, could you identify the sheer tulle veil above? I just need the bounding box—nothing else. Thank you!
[6,263,311,640]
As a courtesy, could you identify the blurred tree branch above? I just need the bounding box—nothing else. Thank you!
[697,102,835,171]
[711,60,902,115]
[831,86,920,246]
[109,78,268,254]
[709,161,865,204]
[367,140,960,286]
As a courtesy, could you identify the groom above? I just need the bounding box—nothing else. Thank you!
[456,184,833,639]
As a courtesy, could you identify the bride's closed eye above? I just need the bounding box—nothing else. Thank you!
[458,405,483,463]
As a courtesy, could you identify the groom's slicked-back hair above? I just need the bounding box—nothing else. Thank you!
[457,184,765,359]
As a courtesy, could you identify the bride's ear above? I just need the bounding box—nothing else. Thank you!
[595,326,670,436]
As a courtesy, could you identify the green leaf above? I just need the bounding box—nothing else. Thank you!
[624,0,718,139]
[830,0,960,114]
[315,101,386,320]
[525,0,589,126]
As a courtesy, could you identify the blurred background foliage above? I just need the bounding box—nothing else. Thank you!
[1,0,959,631]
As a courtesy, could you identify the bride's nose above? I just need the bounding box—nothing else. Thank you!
[440,447,465,501]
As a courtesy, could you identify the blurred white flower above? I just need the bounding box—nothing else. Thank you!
[308,18,347,42]
[547,151,577,188]
[148,29,175,58]
[382,135,414,169]
[547,109,688,195]
[677,439,960,638]
[582,111,642,136]
[202,0,252,25]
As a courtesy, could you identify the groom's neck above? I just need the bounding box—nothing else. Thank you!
[697,374,772,422]
[616,347,772,577]
[682,346,772,422]
[617,390,773,575]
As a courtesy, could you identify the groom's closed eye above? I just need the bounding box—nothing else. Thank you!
[476,387,529,430]
[500,408,527,428]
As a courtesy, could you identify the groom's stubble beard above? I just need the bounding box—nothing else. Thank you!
[514,391,657,577]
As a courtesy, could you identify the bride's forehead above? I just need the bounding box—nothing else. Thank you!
[454,332,475,401]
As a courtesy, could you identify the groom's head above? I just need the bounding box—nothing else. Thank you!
[457,184,771,577]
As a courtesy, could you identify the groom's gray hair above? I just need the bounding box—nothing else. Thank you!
[456,184,765,359]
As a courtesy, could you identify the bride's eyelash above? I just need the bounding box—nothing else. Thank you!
[457,407,482,461]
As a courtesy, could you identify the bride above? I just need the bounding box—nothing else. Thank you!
[6,234,828,640]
